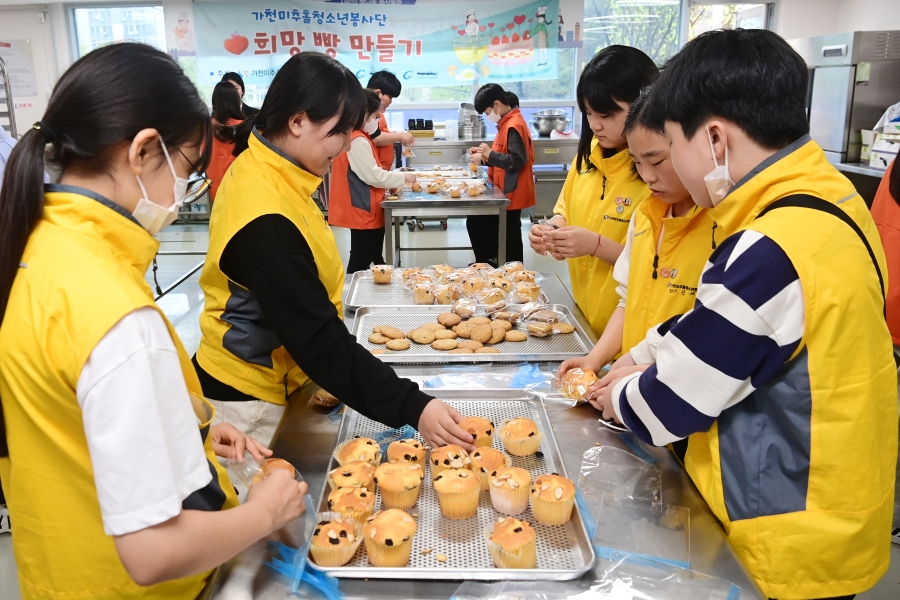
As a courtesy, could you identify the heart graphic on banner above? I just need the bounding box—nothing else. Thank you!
[514,15,526,25]
[488,22,495,28]
[452,25,457,30]
[224,32,248,55]
[529,18,534,23]
[507,23,515,30]
[479,25,486,32]
[458,29,466,36]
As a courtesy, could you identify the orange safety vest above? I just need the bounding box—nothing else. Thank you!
[376,114,394,170]
[871,158,900,344]
[329,130,386,230]
[207,118,243,201]
[489,108,535,211]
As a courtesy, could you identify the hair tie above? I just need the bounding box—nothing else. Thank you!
[32,122,55,143]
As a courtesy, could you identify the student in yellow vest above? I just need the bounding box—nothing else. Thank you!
[366,70,415,170]
[0,44,306,600]
[528,46,657,335]
[592,30,897,599]
[329,89,417,273]
[195,52,474,452]
[557,87,719,381]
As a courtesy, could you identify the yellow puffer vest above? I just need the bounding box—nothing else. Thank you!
[689,137,898,599]
[621,198,719,352]
[553,141,650,335]
[0,187,238,600]
[196,129,345,404]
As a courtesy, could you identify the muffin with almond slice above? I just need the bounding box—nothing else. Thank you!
[469,447,511,490]
[488,467,532,516]
[485,516,536,569]
[499,417,543,456]
[334,437,382,466]
[375,460,425,510]
[433,468,481,520]
[309,513,362,567]
[429,444,471,480]
[530,473,576,526]
[327,459,376,492]
[362,509,417,567]
[387,438,427,464]
[327,486,375,523]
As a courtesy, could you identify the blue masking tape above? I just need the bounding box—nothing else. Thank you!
[618,431,658,464]
[574,488,597,539]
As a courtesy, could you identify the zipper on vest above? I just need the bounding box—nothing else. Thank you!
[600,173,607,201]
[651,254,659,280]
[711,222,718,250]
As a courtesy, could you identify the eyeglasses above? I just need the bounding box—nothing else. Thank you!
[174,146,211,204]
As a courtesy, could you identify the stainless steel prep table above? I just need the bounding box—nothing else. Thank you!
[208,274,765,599]
[383,191,510,267]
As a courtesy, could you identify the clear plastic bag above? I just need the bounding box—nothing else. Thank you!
[559,368,599,401]
[476,287,507,306]
[579,446,662,505]
[434,283,462,305]
[452,297,477,318]
[413,282,436,305]
[227,451,306,490]
[509,281,543,304]
[593,497,690,569]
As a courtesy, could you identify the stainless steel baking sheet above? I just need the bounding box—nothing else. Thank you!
[345,271,549,311]
[352,304,592,363]
[308,390,596,580]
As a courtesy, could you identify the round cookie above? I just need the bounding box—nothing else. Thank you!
[437,312,461,327]
[386,339,411,351]
[434,329,458,340]
[491,319,513,331]
[431,339,459,351]
[458,339,483,350]
[476,347,500,354]
[469,317,491,325]
[371,349,386,355]
[488,324,506,344]
[421,322,446,331]
[470,323,493,344]
[448,348,475,354]
[407,328,437,344]
[552,322,575,334]
[374,325,405,339]
[454,321,477,339]
[369,333,390,345]
[505,330,527,342]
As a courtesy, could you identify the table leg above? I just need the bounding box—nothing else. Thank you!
[498,207,508,265]
[392,210,402,267]
[384,208,394,267]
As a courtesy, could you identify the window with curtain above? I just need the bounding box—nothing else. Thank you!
[583,0,683,65]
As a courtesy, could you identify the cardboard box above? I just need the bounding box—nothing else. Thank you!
[870,149,898,169]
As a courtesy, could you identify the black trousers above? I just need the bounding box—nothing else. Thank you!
[466,210,523,267]
[347,227,386,273]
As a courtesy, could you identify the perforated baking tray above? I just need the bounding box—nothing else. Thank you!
[345,271,549,311]
[352,305,592,363]
[308,391,595,580]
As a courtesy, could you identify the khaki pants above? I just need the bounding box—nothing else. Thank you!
[210,399,287,501]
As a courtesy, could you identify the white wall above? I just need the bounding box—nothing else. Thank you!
[776,0,900,40]
[0,4,62,132]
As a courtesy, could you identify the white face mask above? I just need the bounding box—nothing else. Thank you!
[363,117,380,135]
[485,107,502,124]
[132,138,189,235]
[704,126,734,206]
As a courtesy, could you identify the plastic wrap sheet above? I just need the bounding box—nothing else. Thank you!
[592,498,690,570]
[451,554,741,600]
[579,446,662,506]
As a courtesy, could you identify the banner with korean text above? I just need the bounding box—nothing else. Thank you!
[193,0,559,87]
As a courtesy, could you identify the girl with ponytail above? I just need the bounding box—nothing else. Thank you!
[0,43,306,599]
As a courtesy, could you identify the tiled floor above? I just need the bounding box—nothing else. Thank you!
[1,219,898,599]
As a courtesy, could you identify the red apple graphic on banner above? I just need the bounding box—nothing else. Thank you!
[224,32,249,55]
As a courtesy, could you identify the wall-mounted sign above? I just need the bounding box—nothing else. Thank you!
[0,40,38,97]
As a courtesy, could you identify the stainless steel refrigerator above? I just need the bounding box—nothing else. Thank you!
[789,31,900,165]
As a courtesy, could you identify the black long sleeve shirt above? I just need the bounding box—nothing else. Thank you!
[197,214,433,429]
[485,128,527,196]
